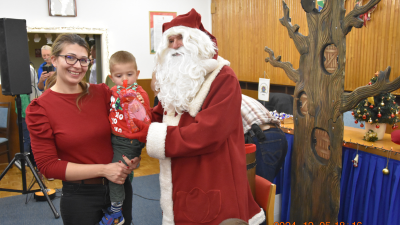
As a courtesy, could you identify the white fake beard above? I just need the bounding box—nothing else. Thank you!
[155,47,208,114]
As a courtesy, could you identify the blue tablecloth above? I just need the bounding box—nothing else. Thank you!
[273,134,400,224]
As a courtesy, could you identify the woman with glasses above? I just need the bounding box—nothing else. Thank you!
[26,33,139,225]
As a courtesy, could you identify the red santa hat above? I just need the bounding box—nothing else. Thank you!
[162,8,218,59]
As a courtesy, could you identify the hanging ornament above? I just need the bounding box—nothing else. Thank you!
[382,149,392,175]
[360,123,364,128]
[376,124,380,128]
[352,154,359,167]
[357,110,361,114]
[368,82,372,85]
[375,119,379,122]
[392,113,395,118]
[362,115,367,119]
[364,101,368,106]
[378,112,382,118]
[351,111,355,116]
[355,120,358,124]
[394,101,396,104]
[352,145,359,167]
[364,108,367,112]
[381,101,385,106]
[368,118,373,123]
[388,97,391,100]
[367,113,369,116]
[369,105,374,109]
[368,97,375,105]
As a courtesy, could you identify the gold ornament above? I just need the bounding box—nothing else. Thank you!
[368,118,373,123]
[381,101,385,106]
[357,110,361,114]
[367,97,375,105]
[383,148,392,175]
[382,168,389,175]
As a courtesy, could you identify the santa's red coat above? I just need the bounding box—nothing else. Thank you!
[147,57,264,225]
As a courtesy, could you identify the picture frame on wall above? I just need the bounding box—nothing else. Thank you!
[149,11,177,54]
[48,0,77,17]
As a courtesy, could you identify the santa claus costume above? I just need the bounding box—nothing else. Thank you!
[146,9,265,225]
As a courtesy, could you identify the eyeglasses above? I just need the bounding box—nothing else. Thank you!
[57,55,91,67]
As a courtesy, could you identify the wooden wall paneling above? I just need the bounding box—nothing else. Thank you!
[137,79,154,108]
[213,0,400,95]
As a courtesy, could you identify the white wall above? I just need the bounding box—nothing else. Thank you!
[0,0,212,80]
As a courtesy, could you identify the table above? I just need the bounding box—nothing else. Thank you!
[273,127,400,225]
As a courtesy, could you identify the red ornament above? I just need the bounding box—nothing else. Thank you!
[368,82,372,85]
[351,111,355,115]
[360,124,364,128]
[376,124,380,128]
[355,120,358,124]
[378,113,382,118]
[392,114,395,118]
[369,105,374,109]
[362,115,367,119]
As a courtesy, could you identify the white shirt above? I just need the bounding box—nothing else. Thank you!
[89,59,97,84]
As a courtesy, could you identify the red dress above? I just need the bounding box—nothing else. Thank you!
[146,57,265,225]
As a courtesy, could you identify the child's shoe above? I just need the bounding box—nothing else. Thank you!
[98,208,125,225]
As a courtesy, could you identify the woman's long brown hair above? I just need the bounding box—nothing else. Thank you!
[45,33,90,110]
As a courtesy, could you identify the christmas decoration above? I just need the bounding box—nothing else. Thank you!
[352,153,359,167]
[363,129,378,142]
[356,0,378,27]
[353,73,399,129]
[352,144,359,167]
[382,148,392,175]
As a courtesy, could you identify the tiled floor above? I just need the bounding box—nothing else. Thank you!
[0,148,159,199]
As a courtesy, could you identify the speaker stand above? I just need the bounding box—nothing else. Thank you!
[0,95,59,219]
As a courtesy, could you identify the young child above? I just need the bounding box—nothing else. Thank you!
[100,51,151,225]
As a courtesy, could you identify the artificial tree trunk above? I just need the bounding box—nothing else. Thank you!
[265,0,400,223]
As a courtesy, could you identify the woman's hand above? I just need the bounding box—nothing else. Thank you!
[103,155,141,184]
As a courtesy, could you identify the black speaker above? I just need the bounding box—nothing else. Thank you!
[0,18,32,95]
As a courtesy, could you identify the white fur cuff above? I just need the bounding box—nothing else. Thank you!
[249,208,266,225]
[146,123,168,160]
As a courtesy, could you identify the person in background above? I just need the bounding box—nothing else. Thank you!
[242,94,288,182]
[99,50,151,225]
[133,9,265,224]
[37,45,56,91]
[26,34,139,225]
[89,44,97,84]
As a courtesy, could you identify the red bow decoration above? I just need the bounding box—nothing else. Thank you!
[356,2,377,27]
